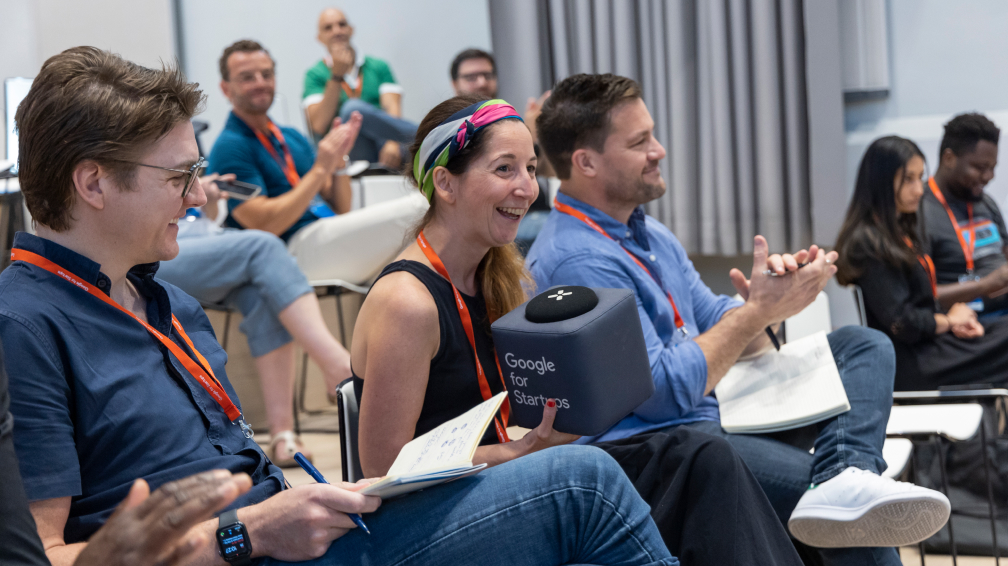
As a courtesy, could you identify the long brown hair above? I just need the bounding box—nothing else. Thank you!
[405,95,533,322]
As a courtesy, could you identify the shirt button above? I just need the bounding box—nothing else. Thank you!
[97,280,106,287]
[625,230,632,238]
[649,254,657,262]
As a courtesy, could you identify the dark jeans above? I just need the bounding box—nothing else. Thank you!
[687,326,900,566]
[338,99,417,163]
[594,425,804,566]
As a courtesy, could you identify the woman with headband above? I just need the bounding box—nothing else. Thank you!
[351,95,805,565]
[343,94,674,565]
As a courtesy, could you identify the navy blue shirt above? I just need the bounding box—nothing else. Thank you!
[0,233,284,543]
[208,112,319,241]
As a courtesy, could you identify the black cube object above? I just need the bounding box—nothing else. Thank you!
[491,286,655,437]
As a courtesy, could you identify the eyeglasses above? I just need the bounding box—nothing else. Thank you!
[113,157,207,199]
[458,71,497,83]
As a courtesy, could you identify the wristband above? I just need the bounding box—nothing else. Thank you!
[331,72,343,83]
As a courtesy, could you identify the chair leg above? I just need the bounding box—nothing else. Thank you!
[910,441,927,566]
[335,292,347,346]
[980,417,1001,564]
[933,436,958,566]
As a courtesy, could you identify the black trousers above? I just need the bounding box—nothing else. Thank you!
[594,426,804,566]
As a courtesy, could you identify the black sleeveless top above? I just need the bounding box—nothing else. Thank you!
[353,260,505,446]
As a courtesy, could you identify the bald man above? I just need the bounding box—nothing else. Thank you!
[302,7,416,170]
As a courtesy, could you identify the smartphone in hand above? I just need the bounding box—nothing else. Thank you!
[216,179,262,201]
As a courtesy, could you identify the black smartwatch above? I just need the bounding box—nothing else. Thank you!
[216,509,253,565]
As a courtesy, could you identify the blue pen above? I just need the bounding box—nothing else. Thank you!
[294,452,371,535]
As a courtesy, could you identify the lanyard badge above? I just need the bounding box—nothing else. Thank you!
[929,177,978,280]
[11,248,254,438]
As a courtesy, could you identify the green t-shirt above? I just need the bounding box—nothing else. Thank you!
[302,55,398,115]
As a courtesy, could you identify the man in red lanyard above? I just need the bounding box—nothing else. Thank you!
[528,73,950,565]
[920,112,1008,318]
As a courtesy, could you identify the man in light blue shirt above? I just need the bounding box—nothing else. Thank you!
[528,73,950,565]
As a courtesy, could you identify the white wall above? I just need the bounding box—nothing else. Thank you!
[177,0,492,151]
[1,0,176,160]
[844,0,1008,208]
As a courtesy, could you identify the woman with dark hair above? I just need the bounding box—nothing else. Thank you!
[836,135,1008,390]
[350,94,806,565]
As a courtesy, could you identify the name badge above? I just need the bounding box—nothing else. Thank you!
[959,273,981,283]
[967,298,985,312]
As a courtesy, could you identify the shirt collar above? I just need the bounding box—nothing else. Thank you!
[554,192,651,251]
[12,232,161,296]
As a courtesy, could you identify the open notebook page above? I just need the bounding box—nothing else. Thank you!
[715,331,850,434]
[386,392,508,476]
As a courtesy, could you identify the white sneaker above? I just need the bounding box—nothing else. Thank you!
[788,466,950,548]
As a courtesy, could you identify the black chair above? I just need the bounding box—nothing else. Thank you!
[335,377,364,483]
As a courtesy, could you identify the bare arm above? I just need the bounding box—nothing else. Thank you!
[379,92,401,118]
[31,497,84,566]
[319,174,352,215]
[306,80,343,136]
[935,262,1008,309]
[232,112,362,234]
[699,237,837,394]
[230,167,333,235]
[354,268,576,477]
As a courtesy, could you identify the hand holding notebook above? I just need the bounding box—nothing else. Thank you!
[360,392,508,498]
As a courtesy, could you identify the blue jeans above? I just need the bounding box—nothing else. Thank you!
[687,325,899,566]
[157,229,314,357]
[259,446,677,566]
[339,99,417,163]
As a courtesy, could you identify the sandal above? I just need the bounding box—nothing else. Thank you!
[269,430,311,468]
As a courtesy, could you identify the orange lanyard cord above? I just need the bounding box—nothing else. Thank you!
[553,201,688,335]
[928,177,975,273]
[903,236,938,298]
[252,121,301,188]
[416,232,510,443]
[11,249,248,429]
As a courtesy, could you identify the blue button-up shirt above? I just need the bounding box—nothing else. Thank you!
[0,233,283,543]
[526,193,742,443]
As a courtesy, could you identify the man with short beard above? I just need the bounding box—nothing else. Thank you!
[528,73,950,566]
[920,112,1008,317]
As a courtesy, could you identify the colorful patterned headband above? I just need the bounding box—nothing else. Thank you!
[413,99,523,202]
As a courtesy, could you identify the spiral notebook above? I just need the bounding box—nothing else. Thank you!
[359,392,507,498]
[714,331,850,434]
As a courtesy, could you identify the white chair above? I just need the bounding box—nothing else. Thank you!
[782,291,831,342]
[336,377,364,483]
[881,437,913,479]
[287,192,428,286]
[358,175,414,208]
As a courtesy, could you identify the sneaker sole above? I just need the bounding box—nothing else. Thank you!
[788,493,951,548]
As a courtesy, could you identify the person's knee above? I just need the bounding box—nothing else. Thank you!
[830,326,896,388]
[688,432,749,481]
[543,445,625,485]
[339,98,374,120]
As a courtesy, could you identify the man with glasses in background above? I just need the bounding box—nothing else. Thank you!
[302,7,416,170]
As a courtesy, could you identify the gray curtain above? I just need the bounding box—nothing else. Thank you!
[491,0,812,255]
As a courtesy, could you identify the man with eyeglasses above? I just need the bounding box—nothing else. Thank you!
[302,7,416,170]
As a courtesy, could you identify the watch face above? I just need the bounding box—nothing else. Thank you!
[217,522,252,560]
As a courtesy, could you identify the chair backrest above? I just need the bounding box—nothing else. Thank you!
[783,291,831,342]
[336,377,364,483]
[359,176,413,207]
[852,285,867,327]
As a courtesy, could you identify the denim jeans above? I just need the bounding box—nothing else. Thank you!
[338,98,418,164]
[687,325,899,566]
[157,228,313,357]
[258,445,677,566]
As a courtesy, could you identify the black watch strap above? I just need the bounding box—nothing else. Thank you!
[218,509,253,566]
[219,509,239,528]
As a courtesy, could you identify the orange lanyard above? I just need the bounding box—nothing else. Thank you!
[416,232,510,443]
[253,121,301,188]
[11,248,252,436]
[554,201,688,337]
[928,177,975,273]
[903,237,938,298]
[340,79,363,100]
